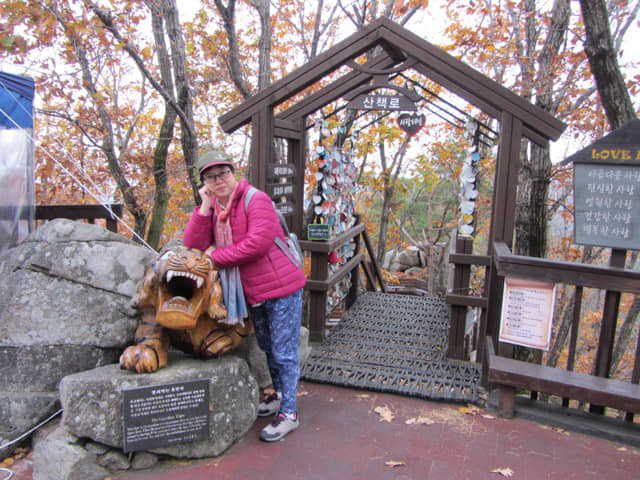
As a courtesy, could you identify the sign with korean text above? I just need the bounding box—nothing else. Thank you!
[397,112,425,136]
[267,183,294,198]
[563,119,640,250]
[574,164,640,249]
[122,379,209,453]
[346,93,416,111]
[267,163,296,179]
[308,223,331,241]
[499,277,556,350]
[274,201,295,217]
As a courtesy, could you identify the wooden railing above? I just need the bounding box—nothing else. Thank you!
[445,235,490,360]
[488,241,640,419]
[34,204,123,233]
[299,217,386,342]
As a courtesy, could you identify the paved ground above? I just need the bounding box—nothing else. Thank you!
[6,380,640,479]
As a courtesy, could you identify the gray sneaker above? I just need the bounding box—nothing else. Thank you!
[260,412,299,442]
[258,392,281,417]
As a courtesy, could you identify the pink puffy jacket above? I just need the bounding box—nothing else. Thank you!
[183,178,306,305]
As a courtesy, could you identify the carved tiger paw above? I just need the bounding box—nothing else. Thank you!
[201,322,253,358]
[119,344,165,373]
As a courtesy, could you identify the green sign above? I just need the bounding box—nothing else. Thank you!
[308,223,331,241]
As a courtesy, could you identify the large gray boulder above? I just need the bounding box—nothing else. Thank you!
[0,219,156,459]
[59,355,258,458]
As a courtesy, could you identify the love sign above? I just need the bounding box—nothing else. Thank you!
[397,113,425,137]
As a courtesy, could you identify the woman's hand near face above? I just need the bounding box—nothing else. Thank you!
[199,184,214,216]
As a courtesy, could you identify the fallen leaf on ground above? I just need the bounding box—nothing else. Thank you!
[459,404,482,415]
[374,405,395,422]
[540,425,569,435]
[297,390,310,397]
[405,416,435,425]
[385,460,405,468]
[355,393,371,399]
[617,447,628,452]
[491,467,514,477]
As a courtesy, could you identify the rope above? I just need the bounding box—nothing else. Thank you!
[0,409,62,451]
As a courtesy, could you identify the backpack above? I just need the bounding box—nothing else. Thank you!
[244,186,304,269]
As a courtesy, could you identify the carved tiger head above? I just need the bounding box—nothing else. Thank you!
[132,246,227,329]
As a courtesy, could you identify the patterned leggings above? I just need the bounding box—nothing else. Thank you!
[250,288,303,415]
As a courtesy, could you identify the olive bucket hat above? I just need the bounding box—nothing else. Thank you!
[196,150,235,178]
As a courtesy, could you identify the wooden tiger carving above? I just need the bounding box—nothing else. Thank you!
[120,246,252,373]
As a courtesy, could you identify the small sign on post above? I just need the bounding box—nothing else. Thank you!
[346,93,416,111]
[267,163,296,179]
[499,277,556,350]
[308,223,331,241]
[122,379,210,453]
[267,183,294,198]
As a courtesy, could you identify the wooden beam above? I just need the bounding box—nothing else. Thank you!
[221,17,565,144]
[278,52,402,122]
[220,18,391,133]
[493,241,640,293]
[376,20,566,141]
[274,119,303,140]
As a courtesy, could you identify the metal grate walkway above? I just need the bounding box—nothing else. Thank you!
[301,292,480,402]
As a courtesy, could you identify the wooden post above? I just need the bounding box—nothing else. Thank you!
[308,249,329,342]
[447,235,473,360]
[481,113,522,382]
[590,248,627,414]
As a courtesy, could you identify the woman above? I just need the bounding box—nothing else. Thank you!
[183,150,306,442]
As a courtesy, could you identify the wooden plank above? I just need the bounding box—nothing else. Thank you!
[446,293,489,309]
[449,253,491,266]
[488,353,640,413]
[493,241,640,293]
[34,204,123,221]
[274,119,303,140]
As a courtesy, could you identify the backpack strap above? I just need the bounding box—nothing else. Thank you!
[244,186,290,235]
[244,186,258,212]
[244,186,301,268]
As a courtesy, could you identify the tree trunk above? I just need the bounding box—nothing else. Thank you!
[161,0,199,204]
[578,0,637,130]
[145,1,178,250]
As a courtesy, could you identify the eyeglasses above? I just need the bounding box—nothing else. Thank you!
[203,170,232,183]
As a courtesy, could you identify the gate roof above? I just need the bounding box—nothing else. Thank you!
[219,17,565,146]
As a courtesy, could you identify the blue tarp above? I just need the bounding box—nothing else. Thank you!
[0,71,35,129]
[0,70,35,255]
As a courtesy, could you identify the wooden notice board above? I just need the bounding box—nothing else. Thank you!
[499,277,556,350]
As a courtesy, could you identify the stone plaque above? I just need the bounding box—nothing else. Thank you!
[122,379,210,453]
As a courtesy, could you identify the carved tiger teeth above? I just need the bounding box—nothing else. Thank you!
[165,270,205,288]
